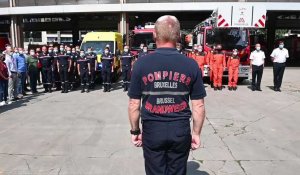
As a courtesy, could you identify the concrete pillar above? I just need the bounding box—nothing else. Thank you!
[119,12,128,44]
[57,31,61,44]
[267,12,276,60]
[71,16,79,46]
[10,16,23,48]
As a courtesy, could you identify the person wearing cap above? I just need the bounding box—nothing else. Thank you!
[227,49,240,91]
[101,47,114,92]
[119,45,134,92]
[211,44,226,91]
[270,41,289,92]
[250,43,265,91]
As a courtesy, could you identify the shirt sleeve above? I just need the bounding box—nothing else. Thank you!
[190,63,207,100]
[286,49,289,58]
[262,52,266,59]
[270,49,276,58]
[127,62,142,99]
[250,52,254,60]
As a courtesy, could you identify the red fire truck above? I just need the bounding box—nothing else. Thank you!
[189,17,251,80]
[129,22,156,56]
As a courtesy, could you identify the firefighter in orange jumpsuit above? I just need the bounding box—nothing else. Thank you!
[193,45,207,77]
[227,49,240,91]
[207,46,215,88]
[187,44,198,59]
[212,44,226,91]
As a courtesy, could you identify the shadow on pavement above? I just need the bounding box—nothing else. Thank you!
[187,161,210,175]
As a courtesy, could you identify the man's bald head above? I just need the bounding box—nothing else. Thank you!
[154,15,180,44]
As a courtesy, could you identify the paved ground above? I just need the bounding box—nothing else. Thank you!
[0,67,299,175]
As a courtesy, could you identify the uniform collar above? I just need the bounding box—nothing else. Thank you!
[155,47,178,54]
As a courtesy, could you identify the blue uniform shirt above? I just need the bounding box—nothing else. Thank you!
[120,52,134,66]
[128,48,206,121]
[86,53,97,68]
[138,51,148,59]
[77,56,89,70]
[101,53,114,69]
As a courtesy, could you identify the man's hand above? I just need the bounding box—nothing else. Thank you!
[191,134,201,150]
[131,134,142,147]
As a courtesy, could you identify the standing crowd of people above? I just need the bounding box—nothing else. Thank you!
[0,42,152,106]
[0,36,289,106]
[184,41,289,92]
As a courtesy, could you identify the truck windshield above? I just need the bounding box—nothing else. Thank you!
[206,28,248,50]
[131,33,156,50]
[81,41,114,54]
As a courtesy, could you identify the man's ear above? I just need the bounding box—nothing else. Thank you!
[153,31,157,41]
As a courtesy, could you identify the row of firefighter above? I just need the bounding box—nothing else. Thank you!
[184,44,242,91]
[36,44,147,93]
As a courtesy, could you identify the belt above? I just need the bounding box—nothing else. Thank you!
[10,71,17,73]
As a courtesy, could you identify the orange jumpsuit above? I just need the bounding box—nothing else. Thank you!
[207,51,214,84]
[193,52,207,77]
[212,53,226,87]
[227,56,240,88]
[187,51,196,59]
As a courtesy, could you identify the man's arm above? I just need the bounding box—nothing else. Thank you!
[128,98,142,147]
[128,98,141,131]
[191,99,206,150]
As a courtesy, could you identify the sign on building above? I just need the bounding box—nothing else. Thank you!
[217,5,266,28]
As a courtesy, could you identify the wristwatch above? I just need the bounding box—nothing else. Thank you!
[130,129,141,135]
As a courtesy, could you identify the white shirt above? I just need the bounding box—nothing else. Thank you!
[250,50,265,66]
[270,48,289,63]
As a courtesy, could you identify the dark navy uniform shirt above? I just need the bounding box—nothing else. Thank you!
[138,52,148,59]
[77,56,89,70]
[58,54,70,66]
[38,52,53,68]
[86,53,97,68]
[101,53,114,69]
[128,48,206,121]
[120,52,134,66]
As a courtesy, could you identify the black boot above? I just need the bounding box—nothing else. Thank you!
[61,83,65,93]
[64,83,68,93]
[103,84,107,92]
[81,85,85,93]
[107,84,111,92]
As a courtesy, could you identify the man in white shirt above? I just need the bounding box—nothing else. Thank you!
[4,45,18,103]
[249,43,265,91]
[270,41,289,92]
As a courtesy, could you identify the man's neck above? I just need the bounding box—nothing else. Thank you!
[156,41,176,48]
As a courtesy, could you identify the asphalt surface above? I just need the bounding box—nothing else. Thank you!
[0,67,299,175]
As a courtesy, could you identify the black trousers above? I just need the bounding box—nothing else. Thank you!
[273,62,286,89]
[122,65,131,87]
[90,68,96,85]
[29,69,38,92]
[53,66,61,89]
[69,66,76,88]
[252,65,264,89]
[102,67,111,85]
[41,68,53,90]
[59,66,69,90]
[80,69,90,87]
[142,120,191,175]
